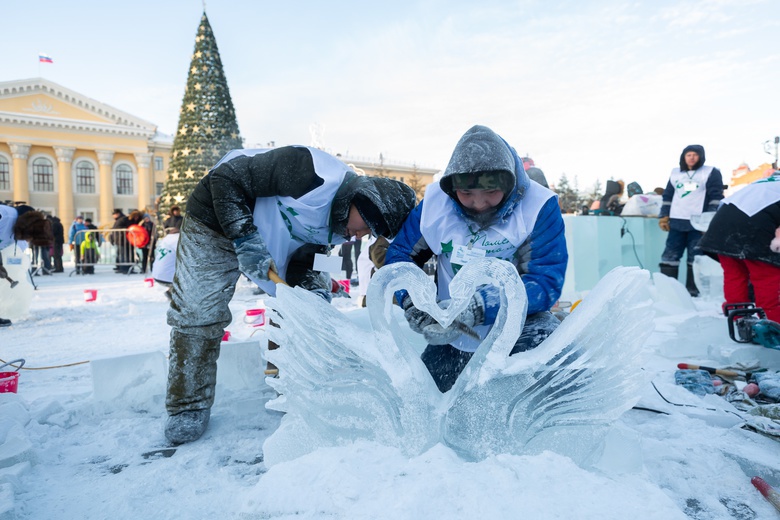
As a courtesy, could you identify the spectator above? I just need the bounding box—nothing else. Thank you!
[164,205,183,231]
[598,180,625,216]
[658,145,724,296]
[0,204,52,326]
[110,209,133,274]
[140,214,155,274]
[50,215,65,273]
[68,216,88,274]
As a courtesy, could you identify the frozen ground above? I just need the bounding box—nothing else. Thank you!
[1,264,779,519]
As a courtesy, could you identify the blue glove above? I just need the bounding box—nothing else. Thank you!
[402,295,437,334]
[422,292,487,346]
[233,232,276,281]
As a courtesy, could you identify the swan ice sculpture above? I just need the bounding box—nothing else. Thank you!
[263,258,654,467]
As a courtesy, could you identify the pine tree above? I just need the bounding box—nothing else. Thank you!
[158,12,242,219]
[554,172,579,213]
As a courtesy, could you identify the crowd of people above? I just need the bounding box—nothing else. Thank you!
[2,127,778,446]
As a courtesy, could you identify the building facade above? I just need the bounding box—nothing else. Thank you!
[0,78,439,228]
[0,78,172,227]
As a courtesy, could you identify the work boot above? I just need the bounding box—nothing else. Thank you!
[0,318,11,327]
[686,264,699,297]
[165,409,210,444]
[659,263,679,280]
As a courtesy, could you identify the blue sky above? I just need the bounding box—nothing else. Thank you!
[2,0,779,193]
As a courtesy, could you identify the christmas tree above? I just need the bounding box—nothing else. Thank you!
[158,11,243,218]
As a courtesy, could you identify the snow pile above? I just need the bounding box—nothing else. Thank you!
[0,267,778,518]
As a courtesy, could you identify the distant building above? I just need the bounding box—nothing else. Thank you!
[0,78,172,226]
[729,161,775,192]
[338,153,438,202]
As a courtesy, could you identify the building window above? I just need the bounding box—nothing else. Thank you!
[32,158,55,192]
[155,182,164,196]
[82,211,95,222]
[154,156,164,171]
[75,161,96,194]
[116,165,133,195]
[0,157,9,190]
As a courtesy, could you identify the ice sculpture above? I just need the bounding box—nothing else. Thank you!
[263,258,655,468]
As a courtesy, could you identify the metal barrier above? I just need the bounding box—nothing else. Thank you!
[68,227,155,276]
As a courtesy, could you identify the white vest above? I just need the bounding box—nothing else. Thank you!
[420,181,554,352]
[669,166,713,220]
[152,233,180,284]
[249,147,350,296]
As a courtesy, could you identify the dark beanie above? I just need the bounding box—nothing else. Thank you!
[352,194,389,238]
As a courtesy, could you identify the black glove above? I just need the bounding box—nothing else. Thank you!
[233,232,276,281]
[402,295,437,334]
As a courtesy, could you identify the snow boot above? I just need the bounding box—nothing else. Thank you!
[659,263,679,280]
[165,409,210,445]
[686,264,699,297]
[165,331,221,442]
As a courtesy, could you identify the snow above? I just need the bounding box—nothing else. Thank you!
[1,266,780,519]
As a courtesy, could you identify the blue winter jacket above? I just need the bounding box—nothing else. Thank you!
[68,221,87,245]
[386,125,567,319]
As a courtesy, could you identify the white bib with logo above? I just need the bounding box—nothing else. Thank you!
[669,166,713,220]
[248,147,350,295]
[420,181,554,351]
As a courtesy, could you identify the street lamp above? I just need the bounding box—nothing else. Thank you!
[764,136,779,168]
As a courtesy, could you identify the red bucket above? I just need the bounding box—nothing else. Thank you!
[0,359,24,394]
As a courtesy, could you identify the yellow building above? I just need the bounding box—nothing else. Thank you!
[729,161,775,192]
[0,78,172,227]
[339,154,438,202]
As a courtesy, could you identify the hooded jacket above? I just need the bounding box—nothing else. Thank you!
[659,145,724,228]
[187,146,415,242]
[386,125,567,316]
[599,180,624,216]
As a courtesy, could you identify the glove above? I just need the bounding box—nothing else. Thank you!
[422,292,486,346]
[402,295,437,334]
[233,233,276,281]
[298,270,333,303]
[69,243,74,251]
[658,216,670,232]
[330,279,351,299]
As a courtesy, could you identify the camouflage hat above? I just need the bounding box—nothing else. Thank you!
[450,171,511,191]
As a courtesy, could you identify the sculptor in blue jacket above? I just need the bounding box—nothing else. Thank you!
[386,125,568,392]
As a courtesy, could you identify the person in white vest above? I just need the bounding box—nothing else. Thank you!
[658,144,724,296]
[151,228,180,300]
[0,204,52,327]
[385,125,568,392]
[164,146,416,444]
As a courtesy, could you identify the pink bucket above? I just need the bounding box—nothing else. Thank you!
[144,278,155,288]
[222,330,231,342]
[0,359,24,394]
[84,289,97,302]
[243,308,266,327]
[338,280,350,294]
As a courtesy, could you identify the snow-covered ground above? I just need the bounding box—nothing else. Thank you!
[1,264,780,519]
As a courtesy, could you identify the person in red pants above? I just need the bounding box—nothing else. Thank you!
[699,174,780,322]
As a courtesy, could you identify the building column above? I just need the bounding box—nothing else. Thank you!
[54,146,76,219]
[134,152,153,212]
[8,142,30,204]
[96,150,115,227]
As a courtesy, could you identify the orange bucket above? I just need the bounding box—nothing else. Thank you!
[0,359,24,394]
